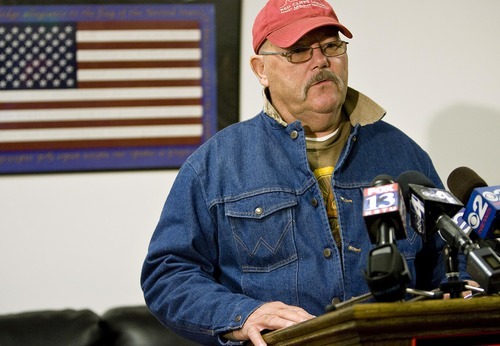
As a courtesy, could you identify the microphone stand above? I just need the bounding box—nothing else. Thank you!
[438,244,468,299]
[326,245,487,312]
[409,244,485,302]
[325,287,444,312]
[363,223,411,302]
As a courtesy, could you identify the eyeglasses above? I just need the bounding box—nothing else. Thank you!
[259,41,348,64]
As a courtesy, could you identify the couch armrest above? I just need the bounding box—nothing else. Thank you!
[101,306,199,346]
[0,309,102,346]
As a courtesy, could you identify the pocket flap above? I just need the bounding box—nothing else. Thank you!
[225,192,297,219]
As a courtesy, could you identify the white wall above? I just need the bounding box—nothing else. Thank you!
[0,171,175,314]
[0,0,499,315]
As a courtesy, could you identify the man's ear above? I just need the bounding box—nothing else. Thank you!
[250,55,269,87]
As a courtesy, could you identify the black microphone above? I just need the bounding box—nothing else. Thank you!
[363,174,408,243]
[447,166,500,240]
[362,174,411,302]
[398,170,500,294]
[396,171,474,251]
[447,166,488,204]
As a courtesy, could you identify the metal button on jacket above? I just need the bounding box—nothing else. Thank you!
[290,130,299,139]
[323,248,332,258]
[331,297,341,305]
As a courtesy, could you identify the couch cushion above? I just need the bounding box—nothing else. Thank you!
[0,309,102,346]
[101,306,199,346]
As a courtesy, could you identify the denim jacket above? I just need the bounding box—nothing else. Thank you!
[141,88,469,345]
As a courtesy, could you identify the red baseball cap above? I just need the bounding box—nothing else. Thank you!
[252,0,353,53]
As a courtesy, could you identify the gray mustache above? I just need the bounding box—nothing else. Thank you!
[302,69,345,99]
[308,70,342,87]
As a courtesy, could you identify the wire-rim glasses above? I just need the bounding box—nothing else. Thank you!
[259,41,348,64]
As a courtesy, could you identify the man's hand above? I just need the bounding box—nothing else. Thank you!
[443,280,481,299]
[224,301,315,346]
[462,280,481,298]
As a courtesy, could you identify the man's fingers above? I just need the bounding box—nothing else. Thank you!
[284,307,316,321]
[262,314,298,330]
[228,302,315,343]
[265,303,315,323]
[246,326,267,346]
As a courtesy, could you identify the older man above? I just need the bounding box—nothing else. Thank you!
[141,1,472,345]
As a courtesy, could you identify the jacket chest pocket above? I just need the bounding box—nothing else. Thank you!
[226,192,298,273]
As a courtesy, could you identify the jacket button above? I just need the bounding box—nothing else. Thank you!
[234,315,242,322]
[290,130,299,139]
[255,207,263,215]
[323,248,332,258]
[311,198,318,207]
[331,297,341,305]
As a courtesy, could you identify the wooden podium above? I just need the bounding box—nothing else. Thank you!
[260,296,500,345]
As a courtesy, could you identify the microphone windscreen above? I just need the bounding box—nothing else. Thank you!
[447,166,488,204]
[371,174,394,187]
[396,171,435,208]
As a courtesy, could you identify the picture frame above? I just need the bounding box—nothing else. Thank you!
[0,0,241,174]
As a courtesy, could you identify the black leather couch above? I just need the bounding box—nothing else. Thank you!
[0,305,199,346]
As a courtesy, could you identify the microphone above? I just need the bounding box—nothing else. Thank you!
[447,166,488,204]
[363,174,407,243]
[447,166,500,240]
[397,170,500,294]
[449,206,500,253]
[362,174,411,301]
[396,171,473,251]
[450,208,472,235]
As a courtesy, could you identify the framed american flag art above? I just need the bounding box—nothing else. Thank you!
[0,0,241,173]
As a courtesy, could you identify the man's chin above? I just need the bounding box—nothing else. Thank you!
[308,90,344,106]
